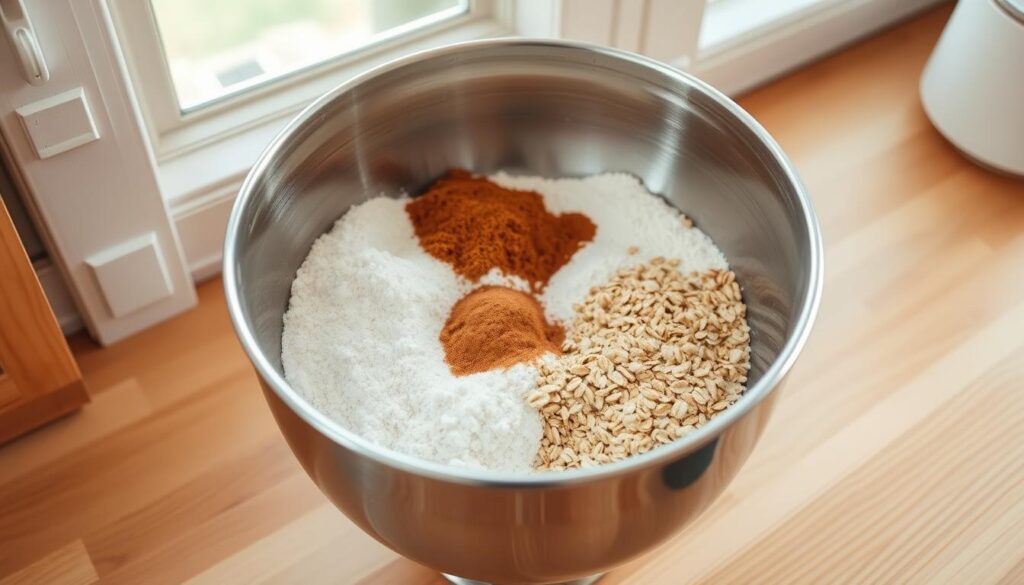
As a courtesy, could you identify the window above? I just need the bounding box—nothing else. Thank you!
[7,0,933,339]
[110,0,509,167]
[107,0,932,207]
[149,0,467,111]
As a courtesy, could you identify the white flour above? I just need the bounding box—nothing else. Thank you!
[490,173,728,322]
[281,197,542,471]
[281,173,729,472]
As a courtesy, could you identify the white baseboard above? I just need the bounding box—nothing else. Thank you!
[693,0,947,95]
[35,260,84,336]
[171,181,241,282]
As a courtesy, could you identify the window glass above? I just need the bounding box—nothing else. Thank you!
[150,0,466,110]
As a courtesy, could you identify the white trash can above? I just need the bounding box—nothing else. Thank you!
[921,0,1024,176]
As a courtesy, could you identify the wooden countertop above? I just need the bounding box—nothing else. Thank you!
[2,5,1023,584]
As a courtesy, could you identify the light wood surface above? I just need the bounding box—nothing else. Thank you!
[0,194,87,444]
[2,6,1023,583]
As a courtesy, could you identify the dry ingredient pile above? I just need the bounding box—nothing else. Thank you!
[282,169,751,473]
[531,262,749,470]
[407,170,596,288]
[440,286,564,376]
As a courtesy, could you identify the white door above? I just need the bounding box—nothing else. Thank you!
[0,0,195,345]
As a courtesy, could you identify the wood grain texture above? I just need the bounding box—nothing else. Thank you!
[2,5,1023,583]
[0,195,87,443]
[0,540,97,585]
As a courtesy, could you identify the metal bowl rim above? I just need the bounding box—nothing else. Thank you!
[222,37,824,487]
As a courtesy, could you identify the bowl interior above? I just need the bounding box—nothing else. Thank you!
[227,41,817,469]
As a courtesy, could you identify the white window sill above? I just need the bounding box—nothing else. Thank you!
[159,114,284,207]
[159,14,514,210]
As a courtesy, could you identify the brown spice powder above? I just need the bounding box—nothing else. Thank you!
[440,286,564,376]
[406,170,596,290]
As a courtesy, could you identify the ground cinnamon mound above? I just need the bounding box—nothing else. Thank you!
[406,170,596,289]
[440,286,564,376]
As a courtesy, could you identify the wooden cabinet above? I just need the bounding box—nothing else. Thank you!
[0,195,87,443]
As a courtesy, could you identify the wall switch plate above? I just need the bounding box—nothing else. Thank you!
[86,233,173,318]
[15,87,100,159]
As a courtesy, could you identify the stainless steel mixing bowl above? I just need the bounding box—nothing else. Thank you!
[224,39,823,585]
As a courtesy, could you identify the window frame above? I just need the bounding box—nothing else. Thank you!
[159,2,475,114]
[109,0,513,162]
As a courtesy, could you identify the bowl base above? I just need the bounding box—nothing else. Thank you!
[442,573,603,585]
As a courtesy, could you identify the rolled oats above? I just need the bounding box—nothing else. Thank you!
[533,261,751,471]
